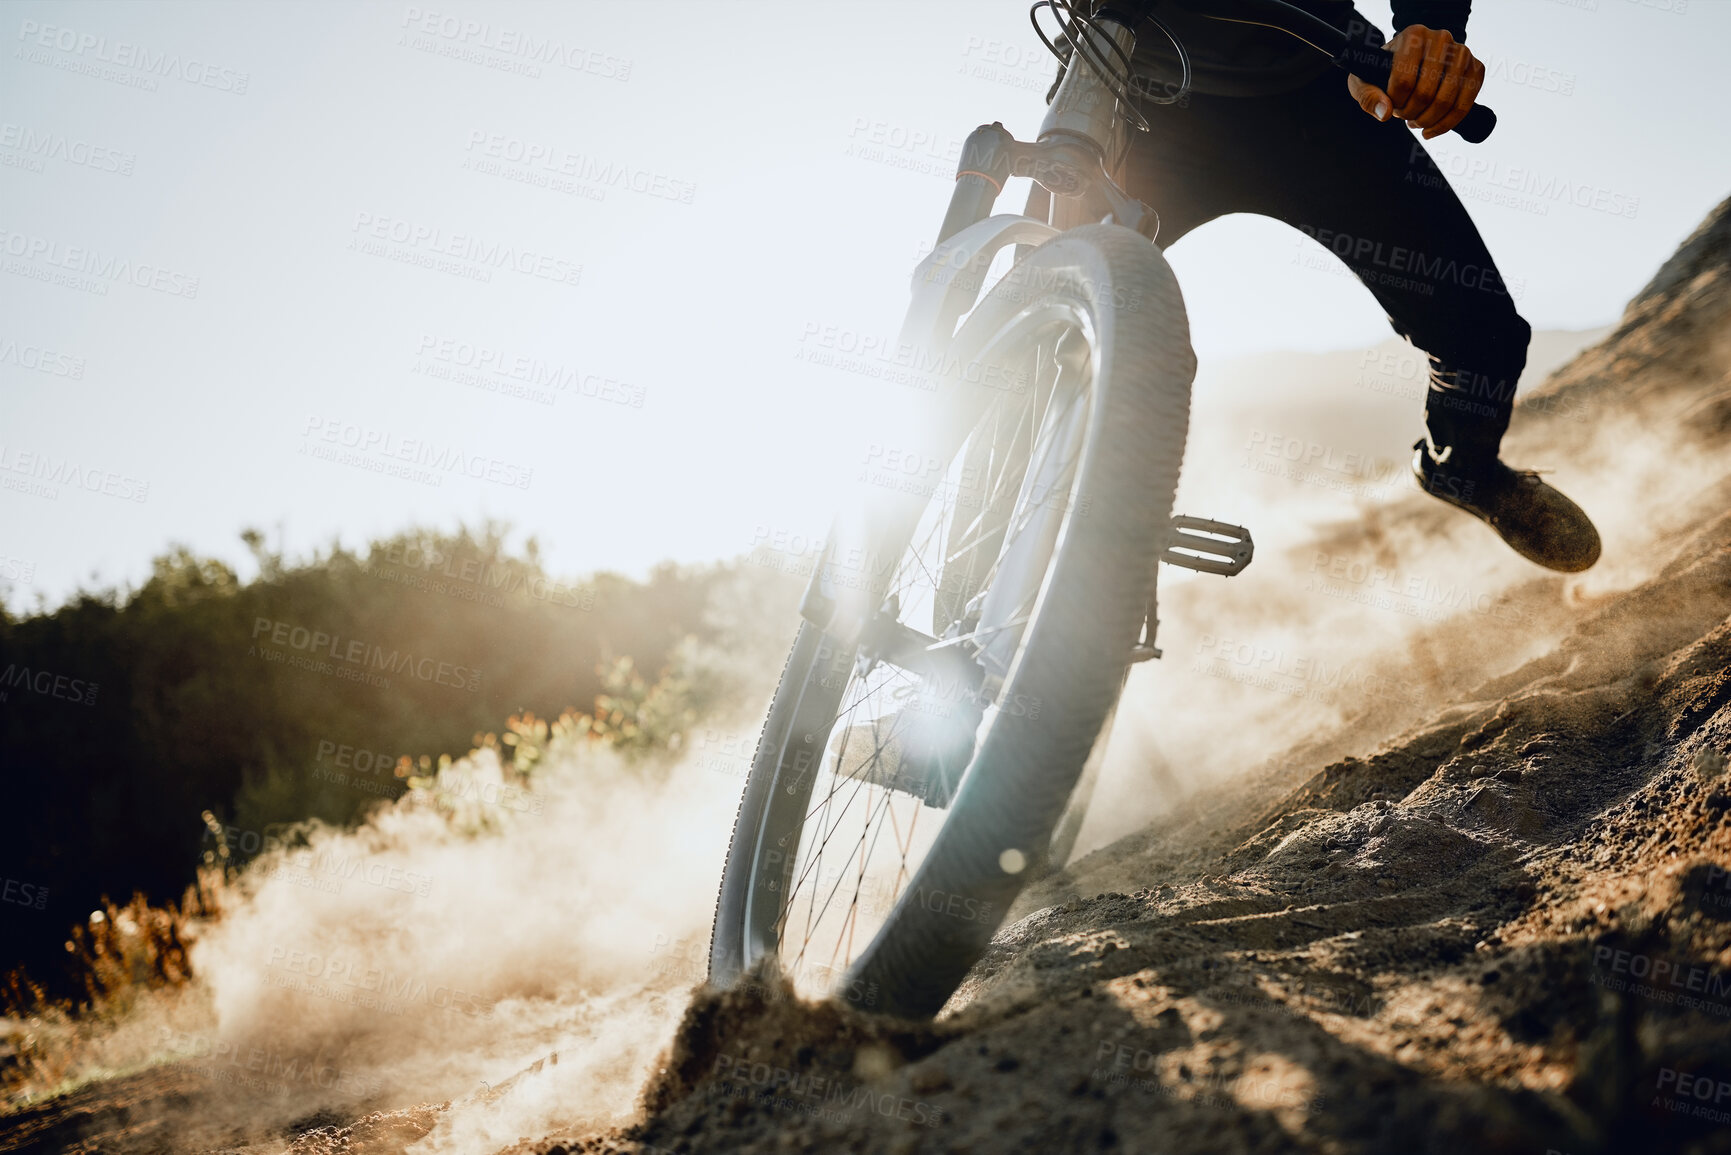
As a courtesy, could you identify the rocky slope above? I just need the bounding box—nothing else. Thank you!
[544,198,1731,1155]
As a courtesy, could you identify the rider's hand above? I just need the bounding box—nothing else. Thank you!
[1347,25,1486,140]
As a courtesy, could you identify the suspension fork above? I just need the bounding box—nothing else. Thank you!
[935,15,1156,249]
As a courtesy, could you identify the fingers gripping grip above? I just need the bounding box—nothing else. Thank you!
[1334,40,1497,143]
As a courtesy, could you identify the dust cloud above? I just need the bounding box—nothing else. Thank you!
[19,576,792,1151]
[193,737,742,1149]
[1074,325,1728,858]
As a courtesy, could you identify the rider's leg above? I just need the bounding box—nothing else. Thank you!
[1254,74,1530,464]
[1115,71,1596,570]
[1119,69,1527,454]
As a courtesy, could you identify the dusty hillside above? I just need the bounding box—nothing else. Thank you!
[4,201,1727,1155]
[530,199,1731,1155]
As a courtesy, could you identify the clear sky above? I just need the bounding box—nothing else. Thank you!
[3,0,1725,608]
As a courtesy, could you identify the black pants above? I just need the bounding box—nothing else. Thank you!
[1113,65,1531,459]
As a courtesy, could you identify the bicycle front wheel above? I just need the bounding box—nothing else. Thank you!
[709,224,1194,1019]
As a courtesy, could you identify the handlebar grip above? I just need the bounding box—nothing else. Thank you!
[1453,104,1496,144]
[1334,45,1498,143]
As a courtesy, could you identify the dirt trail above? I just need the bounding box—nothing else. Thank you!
[7,200,1730,1155]
[535,198,1731,1155]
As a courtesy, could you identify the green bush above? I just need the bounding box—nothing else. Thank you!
[0,522,740,999]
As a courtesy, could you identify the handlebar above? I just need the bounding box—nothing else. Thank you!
[1332,34,1497,143]
[1097,0,1498,143]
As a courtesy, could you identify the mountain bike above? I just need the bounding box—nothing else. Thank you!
[708,0,1497,1019]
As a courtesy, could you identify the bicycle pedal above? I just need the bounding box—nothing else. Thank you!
[1162,515,1254,577]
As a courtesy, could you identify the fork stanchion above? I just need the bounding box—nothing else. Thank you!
[936,123,1017,247]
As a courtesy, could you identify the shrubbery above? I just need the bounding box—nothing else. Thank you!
[0,523,746,1000]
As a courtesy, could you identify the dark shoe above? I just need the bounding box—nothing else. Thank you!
[1411,440,1601,572]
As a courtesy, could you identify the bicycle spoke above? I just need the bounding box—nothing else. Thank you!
[770,321,1095,1001]
[794,782,898,973]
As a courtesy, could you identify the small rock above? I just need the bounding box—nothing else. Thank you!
[1495,768,1524,784]
[910,1065,952,1095]
[1693,746,1728,781]
[853,1043,896,1081]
